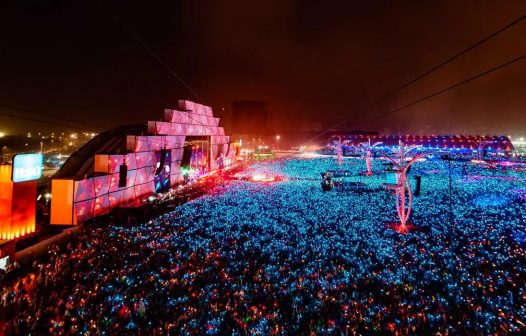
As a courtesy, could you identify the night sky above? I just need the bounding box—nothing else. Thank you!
[1,0,526,137]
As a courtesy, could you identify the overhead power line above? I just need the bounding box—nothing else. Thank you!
[305,12,526,143]
[97,0,207,105]
[130,82,167,106]
[373,12,526,104]
[370,52,526,122]
[0,104,107,131]
[96,2,212,129]
[0,110,101,132]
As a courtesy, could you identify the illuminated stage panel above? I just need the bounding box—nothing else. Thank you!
[0,165,37,237]
[145,151,157,168]
[93,195,110,217]
[107,154,137,173]
[108,155,123,174]
[0,166,14,239]
[75,179,96,202]
[123,186,135,201]
[126,135,151,152]
[50,179,75,225]
[74,199,95,223]
[171,148,184,161]
[204,105,212,116]
[135,152,150,169]
[166,135,185,149]
[109,190,124,208]
[164,109,190,124]
[94,154,109,173]
[178,99,195,111]
[125,153,137,171]
[135,167,148,185]
[149,135,167,151]
[11,181,36,238]
[146,166,156,182]
[127,169,137,188]
[108,173,120,192]
[94,175,110,196]
[148,121,187,136]
[148,121,225,137]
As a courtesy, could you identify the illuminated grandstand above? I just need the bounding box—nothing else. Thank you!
[324,134,514,156]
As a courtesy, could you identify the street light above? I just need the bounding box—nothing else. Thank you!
[276,135,280,150]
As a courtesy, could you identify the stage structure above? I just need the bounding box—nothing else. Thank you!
[359,138,383,176]
[383,141,429,233]
[50,100,235,225]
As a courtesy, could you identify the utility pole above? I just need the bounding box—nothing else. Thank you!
[442,153,455,248]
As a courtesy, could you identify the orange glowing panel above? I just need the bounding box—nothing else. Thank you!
[50,179,76,225]
[0,165,14,239]
[11,181,36,239]
[94,154,110,173]
[0,165,37,240]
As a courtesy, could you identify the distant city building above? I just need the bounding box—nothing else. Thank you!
[511,137,526,154]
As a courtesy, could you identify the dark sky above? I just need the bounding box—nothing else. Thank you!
[1,0,526,136]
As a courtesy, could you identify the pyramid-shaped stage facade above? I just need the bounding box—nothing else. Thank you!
[50,100,235,225]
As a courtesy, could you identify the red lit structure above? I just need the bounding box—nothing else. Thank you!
[333,134,514,153]
[0,164,37,240]
[50,100,236,225]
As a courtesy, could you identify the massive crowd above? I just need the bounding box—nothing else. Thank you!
[1,157,526,334]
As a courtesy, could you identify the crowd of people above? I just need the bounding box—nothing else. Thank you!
[1,157,525,334]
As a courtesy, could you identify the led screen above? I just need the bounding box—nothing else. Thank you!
[154,150,171,193]
[12,153,43,183]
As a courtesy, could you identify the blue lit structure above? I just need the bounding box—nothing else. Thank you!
[325,134,514,157]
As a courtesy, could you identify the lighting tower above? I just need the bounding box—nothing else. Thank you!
[383,141,429,233]
[470,137,493,161]
[359,138,383,176]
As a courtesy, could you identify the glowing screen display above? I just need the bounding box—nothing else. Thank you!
[12,153,43,183]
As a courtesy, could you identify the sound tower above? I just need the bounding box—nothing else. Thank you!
[414,175,422,196]
[118,164,128,188]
